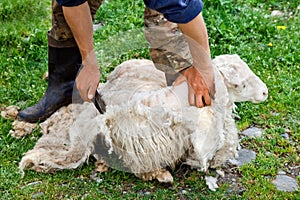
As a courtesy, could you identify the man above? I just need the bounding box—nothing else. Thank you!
[18,0,214,123]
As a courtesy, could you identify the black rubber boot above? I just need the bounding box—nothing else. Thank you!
[18,46,82,123]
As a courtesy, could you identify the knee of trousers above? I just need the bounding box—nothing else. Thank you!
[144,7,192,73]
[48,0,103,47]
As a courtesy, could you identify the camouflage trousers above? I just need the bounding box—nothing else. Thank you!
[144,8,192,85]
[48,0,103,47]
[48,0,191,85]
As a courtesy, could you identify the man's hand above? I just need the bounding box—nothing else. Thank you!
[62,2,100,102]
[76,51,100,102]
[173,66,214,108]
[175,12,215,107]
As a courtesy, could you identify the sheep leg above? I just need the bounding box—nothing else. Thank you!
[135,169,173,183]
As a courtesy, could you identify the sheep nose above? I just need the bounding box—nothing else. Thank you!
[263,90,268,97]
[261,88,268,101]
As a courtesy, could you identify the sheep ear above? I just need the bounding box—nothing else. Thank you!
[218,64,241,88]
[217,65,232,81]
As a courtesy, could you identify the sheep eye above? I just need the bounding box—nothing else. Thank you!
[234,84,238,88]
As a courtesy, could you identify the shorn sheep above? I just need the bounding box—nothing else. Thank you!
[19,54,268,184]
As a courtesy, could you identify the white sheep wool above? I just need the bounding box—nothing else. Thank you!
[19,60,223,175]
[19,55,268,182]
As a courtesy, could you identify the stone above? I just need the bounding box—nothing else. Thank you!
[229,149,256,166]
[240,127,263,138]
[181,190,187,194]
[95,178,103,183]
[271,10,284,17]
[21,181,42,189]
[281,133,289,139]
[216,169,225,178]
[290,166,300,177]
[93,23,103,31]
[32,192,44,199]
[278,171,286,175]
[272,175,299,192]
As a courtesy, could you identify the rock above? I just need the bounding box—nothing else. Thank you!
[278,171,286,175]
[21,181,42,189]
[27,181,42,187]
[81,193,89,199]
[290,166,300,177]
[32,192,44,199]
[271,10,284,17]
[89,171,103,183]
[96,178,103,183]
[281,133,289,139]
[205,176,219,191]
[229,149,256,166]
[216,169,225,178]
[272,175,299,192]
[93,23,103,31]
[265,151,272,156]
[240,127,263,138]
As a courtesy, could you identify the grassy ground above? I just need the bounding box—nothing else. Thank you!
[0,0,299,199]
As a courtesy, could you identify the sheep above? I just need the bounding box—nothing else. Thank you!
[19,54,268,183]
[92,59,228,179]
[93,54,267,176]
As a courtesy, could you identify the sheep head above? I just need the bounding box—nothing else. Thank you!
[213,54,268,103]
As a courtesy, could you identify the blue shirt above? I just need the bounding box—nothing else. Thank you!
[144,0,203,23]
[56,0,86,7]
[56,0,203,23]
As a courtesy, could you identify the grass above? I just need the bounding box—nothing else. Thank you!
[0,0,299,199]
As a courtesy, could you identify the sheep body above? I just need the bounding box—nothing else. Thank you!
[19,55,268,182]
[92,58,228,174]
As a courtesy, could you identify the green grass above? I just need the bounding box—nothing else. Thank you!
[1,0,299,199]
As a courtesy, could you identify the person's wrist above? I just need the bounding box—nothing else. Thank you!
[82,51,98,68]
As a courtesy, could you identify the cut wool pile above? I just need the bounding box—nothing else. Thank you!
[1,105,37,138]
[18,55,268,183]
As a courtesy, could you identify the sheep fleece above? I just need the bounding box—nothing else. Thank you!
[19,58,244,176]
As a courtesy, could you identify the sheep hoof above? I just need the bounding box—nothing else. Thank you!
[156,169,174,183]
[95,159,109,172]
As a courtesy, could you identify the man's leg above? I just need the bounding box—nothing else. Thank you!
[18,0,103,123]
[144,8,192,86]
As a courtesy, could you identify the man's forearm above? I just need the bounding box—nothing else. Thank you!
[62,2,100,102]
[62,2,94,60]
[177,12,215,103]
[178,13,211,70]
